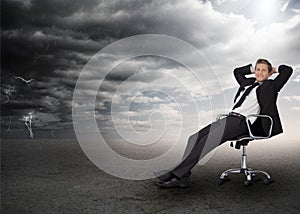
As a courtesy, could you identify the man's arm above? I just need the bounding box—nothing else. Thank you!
[233,64,255,86]
[272,65,293,92]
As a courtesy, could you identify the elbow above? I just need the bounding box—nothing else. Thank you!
[233,68,238,74]
[278,64,293,75]
[233,68,239,77]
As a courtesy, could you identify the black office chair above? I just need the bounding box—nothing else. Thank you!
[217,114,274,187]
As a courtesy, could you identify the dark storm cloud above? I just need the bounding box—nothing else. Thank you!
[1,26,101,76]
[1,0,299,138]
[1,1,97,134]
[104,70,163,83]
[2,0,111,81]
[2,0,214,79]
[1,0,99,29]
[2,99,43,111]
[104,56,176,83]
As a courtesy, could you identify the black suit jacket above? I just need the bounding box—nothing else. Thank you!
[233,64,293,137]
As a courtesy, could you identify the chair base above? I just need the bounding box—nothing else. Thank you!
[218,145,273,186]
[218,167,272,186]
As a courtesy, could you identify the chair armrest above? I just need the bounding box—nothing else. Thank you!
[216,113,273,141]
[245,114,273,139]
[216,114,229,120]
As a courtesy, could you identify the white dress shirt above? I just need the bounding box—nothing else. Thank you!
[233,82,261,123]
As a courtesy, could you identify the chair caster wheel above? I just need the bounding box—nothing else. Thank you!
[244,180,254,187]
[264,178,273,185]
[218,176,230,185]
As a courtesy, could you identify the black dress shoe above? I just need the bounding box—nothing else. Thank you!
[157,177,190,188]
[153,170,174,182]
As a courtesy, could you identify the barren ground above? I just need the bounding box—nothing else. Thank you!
[1,139,300,213]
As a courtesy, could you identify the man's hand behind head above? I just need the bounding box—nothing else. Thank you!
[269,67,277,76]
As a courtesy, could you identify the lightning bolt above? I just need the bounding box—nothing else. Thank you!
[24,112,34,138]
[2,77,38,138]
[2,85,15,103]
[14,76,35,87]
[7,116,12,133]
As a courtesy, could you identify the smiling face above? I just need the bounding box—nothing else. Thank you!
[255,63,270,82]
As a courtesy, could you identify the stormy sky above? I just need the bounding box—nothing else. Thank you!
[1,0,300,142]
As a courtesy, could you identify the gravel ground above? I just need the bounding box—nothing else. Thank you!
[1,139,300,214]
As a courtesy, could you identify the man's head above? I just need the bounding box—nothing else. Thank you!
[255,58,272,82]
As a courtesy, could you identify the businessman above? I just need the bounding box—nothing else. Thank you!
[156,58,293,188]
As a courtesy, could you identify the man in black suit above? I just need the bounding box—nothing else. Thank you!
[157,58,293,188]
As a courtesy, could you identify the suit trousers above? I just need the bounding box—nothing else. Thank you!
[171,115,249,178]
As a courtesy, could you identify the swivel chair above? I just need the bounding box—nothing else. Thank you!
[217,114,274,187]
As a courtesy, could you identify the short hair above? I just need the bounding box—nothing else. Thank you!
[255,58,272,73]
